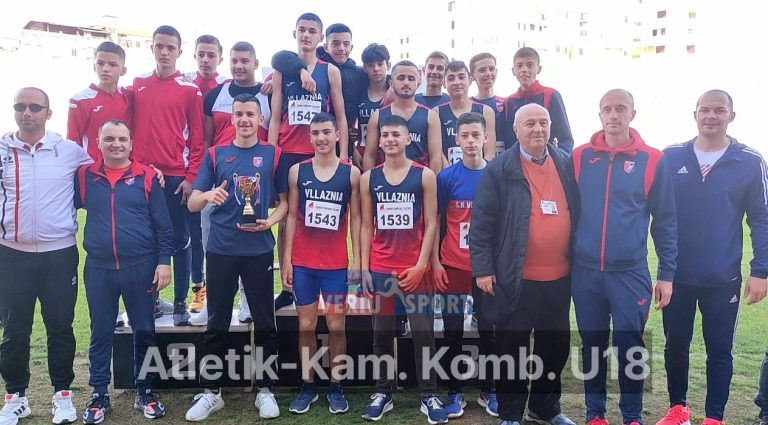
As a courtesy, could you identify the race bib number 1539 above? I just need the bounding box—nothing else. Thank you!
[377,202,414,230]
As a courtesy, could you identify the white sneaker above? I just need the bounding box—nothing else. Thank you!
[52,390,76,424]
[254,388,279,419]
[0,393,31,425]
[238,285,252,323]
[185,390,224,421]
[189,305,209,326]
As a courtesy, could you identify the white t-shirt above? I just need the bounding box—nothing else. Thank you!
[694,146,726,178]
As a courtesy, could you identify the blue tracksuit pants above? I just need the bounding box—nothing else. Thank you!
[572,264,652,424]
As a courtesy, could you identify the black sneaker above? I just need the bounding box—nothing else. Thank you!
[82,393,111,424]
[134,392,166,419]
[173,302,191,326]
[274,290,294,310]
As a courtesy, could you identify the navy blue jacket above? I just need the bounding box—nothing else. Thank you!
[572,128,677,281]
[664,138,768,285]
[76,160,173,269]
[501,81,574,153]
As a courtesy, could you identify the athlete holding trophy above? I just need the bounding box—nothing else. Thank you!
[187,93,288,420]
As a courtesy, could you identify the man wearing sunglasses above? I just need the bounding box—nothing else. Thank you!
[0,87,93,425]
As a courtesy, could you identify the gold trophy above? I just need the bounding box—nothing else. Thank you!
[236,173,261,227]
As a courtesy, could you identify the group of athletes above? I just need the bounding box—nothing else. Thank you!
[1,9,768,425]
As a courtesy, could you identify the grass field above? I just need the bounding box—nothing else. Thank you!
[4,211,768,424]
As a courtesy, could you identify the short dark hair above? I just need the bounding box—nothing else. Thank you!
[391,60,419,75]
[697,89,734,111]
[446,60,469,74]
[195,35,222,55]
[296,13,323,32]
[231,41,256,58]
[469,52,496,73]
[513,47,540,62]
[96,41,125,61]
[153,25,182,47]
[98,119,130,137]
[326,23,351,38]
[16,87,49,107]
[426,51,449,65]
[378,114,408,131]
[362,43,390,65]
[232,93,262,111]
[310,112,337,129]
[457,112,486,131]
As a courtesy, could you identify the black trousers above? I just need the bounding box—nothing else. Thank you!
[440,267,496,392]
[0,244,79,394]
[496,276,571,422]
[201,251,277,389]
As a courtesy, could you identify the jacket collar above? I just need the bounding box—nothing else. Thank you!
[588,127,645,156]
[4,130,63,152]
[153,70,182,80]
[516,81,543,98]
[685,136,743,162]
[501,141,566,180]
[88,158,145,179]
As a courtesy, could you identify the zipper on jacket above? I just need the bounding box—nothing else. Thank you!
[12,150,21,242]
[31,151,38,244]
[110,187,121,269]
[600,154,614,271]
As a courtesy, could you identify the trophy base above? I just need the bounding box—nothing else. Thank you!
[240,214,258,228]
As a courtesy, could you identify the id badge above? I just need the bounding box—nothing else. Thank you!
[540,200,558,215]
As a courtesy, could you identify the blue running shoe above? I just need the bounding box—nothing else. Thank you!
[420,395,448,424]
[478,389,499,417]
[327,384,349,414]
[288,384,318,414]
[443,392,466,418]
[361,393,392,421]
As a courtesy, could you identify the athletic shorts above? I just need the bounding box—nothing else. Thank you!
[293,265,348,307]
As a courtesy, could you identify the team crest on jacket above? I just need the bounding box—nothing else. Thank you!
[253,156,263,167]
[624,161,635,174]
[125,177,135,185]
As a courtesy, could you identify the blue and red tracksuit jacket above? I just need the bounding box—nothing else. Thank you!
[664,138,768,285]
[75,160,174,269]
[501,80,574,153]
[571,128,677,281]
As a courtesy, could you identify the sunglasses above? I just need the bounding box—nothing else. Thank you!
[13,103,48,113]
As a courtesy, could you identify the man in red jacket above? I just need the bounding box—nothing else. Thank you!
[571,89,677,425]
[67,41,131,163]
[131,25,205,326]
